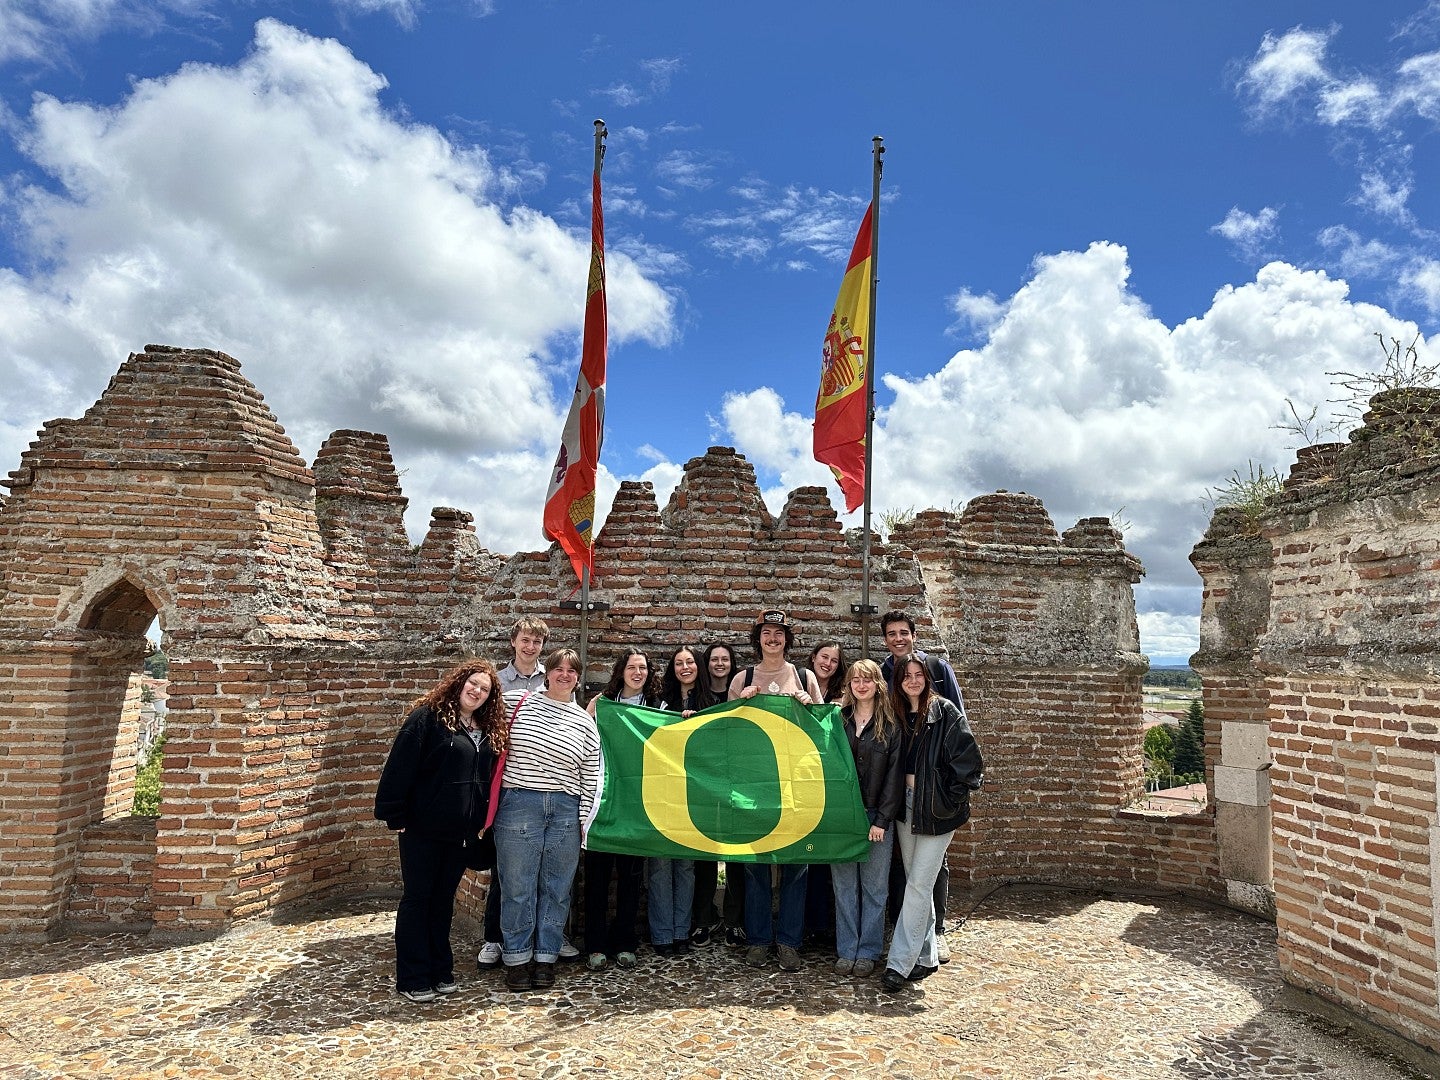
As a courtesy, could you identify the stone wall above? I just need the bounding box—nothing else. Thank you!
[0,344,1198,944]
[1191,389,1440,1054]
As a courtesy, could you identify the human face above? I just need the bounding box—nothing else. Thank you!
[673,650,698,688]
[708,647,732,682]
[546,661,579,700]
[812,646,840,681]
[900,662,927,706]
[622,654,649,694]
[883,621,915,659]
[759,625,787,658]
[512,630,546,673]
[848,670,877,702]
[459,672,492,716]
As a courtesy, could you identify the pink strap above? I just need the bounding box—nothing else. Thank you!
[483,692,529,830]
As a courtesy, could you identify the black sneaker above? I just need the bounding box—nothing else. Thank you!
[881,969,907,993]
[532,962,557,989]
[504,963,532,991]
[653,941,674,957]
[907,963,937,981]
[672,939,691,957]
[724,926,747,948]
[689,924,712,948]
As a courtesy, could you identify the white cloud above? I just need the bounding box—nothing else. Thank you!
[0,19,675,549]
[715,241,1422,662]
[1211,206,1279,260]
[1239,27,1334,115]
[1137,611,1201,664]
[1354,169,1414,223]
[948,288,1006,338]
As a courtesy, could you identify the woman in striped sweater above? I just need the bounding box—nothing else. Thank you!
[492,648,601,991]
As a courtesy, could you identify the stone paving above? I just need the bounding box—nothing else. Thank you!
[0,885,1432,1080]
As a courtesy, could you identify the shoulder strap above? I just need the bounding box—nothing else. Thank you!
[926,655,947,687]
[743,666,755,689]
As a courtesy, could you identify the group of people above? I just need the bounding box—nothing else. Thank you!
[374,608,985,1002]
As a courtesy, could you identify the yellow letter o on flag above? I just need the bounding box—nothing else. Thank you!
[641,704,825,856]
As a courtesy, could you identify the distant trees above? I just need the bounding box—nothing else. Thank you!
[1143,668,1199,689]
[1144,700,1206,791]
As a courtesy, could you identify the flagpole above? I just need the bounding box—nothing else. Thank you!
[860,136,884,659]
[578,118,607,687]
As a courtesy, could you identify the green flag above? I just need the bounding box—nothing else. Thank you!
[586,694,871,863]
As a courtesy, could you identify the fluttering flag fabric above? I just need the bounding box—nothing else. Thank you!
[813,203,873,513]
[543,167,607,583]
[585,696,871,864]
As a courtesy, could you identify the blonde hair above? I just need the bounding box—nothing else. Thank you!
[839,658,896,745]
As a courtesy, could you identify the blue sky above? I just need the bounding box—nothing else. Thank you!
[1,1,1437,664]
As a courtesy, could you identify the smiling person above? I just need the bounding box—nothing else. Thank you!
[728,610,823,972]
[879,609,966,964]
[650,645,703,957]
[580,648,658,973]
[492,649,600,992]
[375,659,505,1004]
[805,640,848,705]
[802,639,848,947]
[479,617,582,971]
[830,659,903,978]
[689,641,738,949]
[881,653,984,993]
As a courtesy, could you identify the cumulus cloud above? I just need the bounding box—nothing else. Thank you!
[715,241,1421,661]
[0,19,675,547]
[1238,26,1334,115]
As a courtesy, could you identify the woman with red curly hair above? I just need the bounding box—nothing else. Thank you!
[376,658,506,1003]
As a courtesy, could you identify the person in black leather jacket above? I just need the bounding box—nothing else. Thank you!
[830,658,903,977]
[375,659,504,1003]
[881,653,984,992]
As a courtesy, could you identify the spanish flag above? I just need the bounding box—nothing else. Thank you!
[586,696,871,864]
[543,165,607,583]
[813,204,873,513]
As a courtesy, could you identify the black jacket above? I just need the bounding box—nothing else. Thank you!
[841,706,904,832]
[903,697,984,835]
[374,704,495,839]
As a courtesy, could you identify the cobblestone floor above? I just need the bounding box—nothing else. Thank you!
[0,886,1431,1079]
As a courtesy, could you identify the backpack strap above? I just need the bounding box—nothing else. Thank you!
[742,666,755,690]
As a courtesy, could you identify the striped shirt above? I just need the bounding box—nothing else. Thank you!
[501,689,601,819]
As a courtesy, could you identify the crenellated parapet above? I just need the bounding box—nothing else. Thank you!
[895,492,1144,673]
[1191,388,1440,1052]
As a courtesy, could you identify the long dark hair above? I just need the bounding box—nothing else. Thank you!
[888,652,934,735]
[697,642,736,708]
[413,658,507,752]
[660,645,701,711]
[806,640,848,703]
[596,647,657,705]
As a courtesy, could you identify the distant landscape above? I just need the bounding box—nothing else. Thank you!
[1143,665,1200,717]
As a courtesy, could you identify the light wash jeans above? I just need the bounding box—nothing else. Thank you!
[886,788,953,976]
[647,857,695,947]
[831,815,893,962]
[494,788,580,966]
[743,862,808,948]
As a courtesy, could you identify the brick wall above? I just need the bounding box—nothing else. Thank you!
[1192,388,1440,1053]
[1,344,1204,946]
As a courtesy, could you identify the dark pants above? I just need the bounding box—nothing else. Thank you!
[805,863,835,940]
[395,830,468,992]
[722,861,746,928]
[888,845,949,933]
[691,860,721,930]
[483,872,502,942]
[583,850,643,955]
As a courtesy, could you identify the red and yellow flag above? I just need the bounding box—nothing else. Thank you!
[813,204,872,513]
[543,167,607,583]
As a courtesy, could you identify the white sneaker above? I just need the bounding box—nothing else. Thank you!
[477,941,502,970]
[559,938,581,962]
[936,933,951,964]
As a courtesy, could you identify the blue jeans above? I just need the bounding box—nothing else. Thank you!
[743,862,808,949]
[832,815,893,961]
[494,788,580,966]
[886,788,952,975]
[647,857,695,946]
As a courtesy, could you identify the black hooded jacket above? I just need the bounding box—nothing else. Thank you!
[374,704,495,839]
[902,697,984,835]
